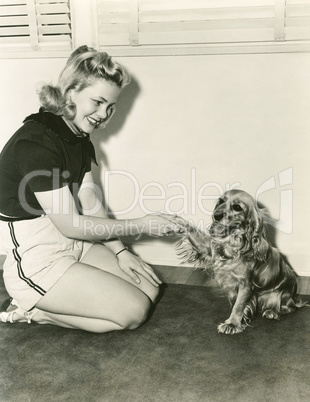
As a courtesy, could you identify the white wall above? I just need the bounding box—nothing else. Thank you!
[1,51,310,275]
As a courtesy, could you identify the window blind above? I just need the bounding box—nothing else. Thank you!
[96,0,310,55]
[0,0,72,55]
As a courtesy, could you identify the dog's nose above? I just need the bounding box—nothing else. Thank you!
[214,209,233,223]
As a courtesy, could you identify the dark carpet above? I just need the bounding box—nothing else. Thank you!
[0,278,309,402]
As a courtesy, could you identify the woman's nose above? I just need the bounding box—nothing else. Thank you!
[97,104,108,119]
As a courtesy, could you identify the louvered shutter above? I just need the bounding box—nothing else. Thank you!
[0,0,72,54]
[96,0,310,55]
[286,0,310,40]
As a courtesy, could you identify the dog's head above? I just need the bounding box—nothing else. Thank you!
[208,190,269,260]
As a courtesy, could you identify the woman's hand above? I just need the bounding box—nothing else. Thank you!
[139,213,186,237]
[116,250,162,287]
[162,214,189,230]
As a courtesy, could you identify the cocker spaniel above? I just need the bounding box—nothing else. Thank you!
[175,189,306,334]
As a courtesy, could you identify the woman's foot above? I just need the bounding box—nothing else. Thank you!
[0,299,38,324]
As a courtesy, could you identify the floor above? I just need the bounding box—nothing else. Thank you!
[0,257,309,401]
[1,277,309,402]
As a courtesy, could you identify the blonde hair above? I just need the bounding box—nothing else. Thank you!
[37,45,131,124]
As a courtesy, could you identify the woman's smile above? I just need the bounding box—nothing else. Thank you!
[86,115,102,128]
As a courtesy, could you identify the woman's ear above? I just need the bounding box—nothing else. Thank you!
[62,89,76,120]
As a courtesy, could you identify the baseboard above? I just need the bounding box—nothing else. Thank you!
[151,265,310,295]
[297,276,310,295]
[127,239,310,294]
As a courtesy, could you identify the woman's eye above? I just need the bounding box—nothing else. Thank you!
[93,100,101,106]
[232,204,243,212]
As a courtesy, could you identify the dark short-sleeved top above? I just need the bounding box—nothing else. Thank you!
[0,109,97,219]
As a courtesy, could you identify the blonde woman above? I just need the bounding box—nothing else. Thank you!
[0,46,178,332]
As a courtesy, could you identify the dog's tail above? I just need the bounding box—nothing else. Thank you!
[257,289,308,320]
[280,289,308,314]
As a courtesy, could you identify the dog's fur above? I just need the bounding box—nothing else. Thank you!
[176,189,306,334]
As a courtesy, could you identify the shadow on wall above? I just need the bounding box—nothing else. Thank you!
[91,74,141,169]
[256,200,277,247]
[90,74,140,219]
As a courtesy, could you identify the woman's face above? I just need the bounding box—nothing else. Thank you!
[70,79,122,133]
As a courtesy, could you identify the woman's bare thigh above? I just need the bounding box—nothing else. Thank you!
[80,243,160,302]
[36,262,150,328]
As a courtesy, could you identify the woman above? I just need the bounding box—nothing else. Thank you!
[0,46,178,332]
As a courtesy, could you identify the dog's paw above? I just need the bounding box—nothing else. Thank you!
[217,322,246,335]
[262,309,280,320]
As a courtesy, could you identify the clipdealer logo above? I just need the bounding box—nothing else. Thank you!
[17,167,294,235]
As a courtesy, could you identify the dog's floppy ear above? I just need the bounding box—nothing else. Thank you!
[248,205,269,261]
[252,235,269,261]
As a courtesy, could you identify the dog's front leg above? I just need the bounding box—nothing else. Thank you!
[218,284,251,335]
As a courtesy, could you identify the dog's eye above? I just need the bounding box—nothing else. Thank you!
[232,204,243,212]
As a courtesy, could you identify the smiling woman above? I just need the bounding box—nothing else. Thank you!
[68,80,121,133]
[0,45,181,332]
[37,46,129,130]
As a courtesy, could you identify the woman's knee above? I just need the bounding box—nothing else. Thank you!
[120,295,152,330]
[86,299,151,333]
[142,282,160,304]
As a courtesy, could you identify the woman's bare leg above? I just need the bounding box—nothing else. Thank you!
[80,243,160,302]
[34,244,160,332]
[9,243,160,332]
[34,262,153,332]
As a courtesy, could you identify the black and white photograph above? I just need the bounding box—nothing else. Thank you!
[0,1,309,401]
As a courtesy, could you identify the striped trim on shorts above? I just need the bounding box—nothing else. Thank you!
[0,215,84,311]
[8,221,47,298]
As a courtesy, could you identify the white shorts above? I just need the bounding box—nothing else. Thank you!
[0,215,85,311]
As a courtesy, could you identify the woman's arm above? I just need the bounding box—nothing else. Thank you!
[77,171,129,254]
[34,176,175,242]
[35,172,172,285]
[76,172,164,286]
